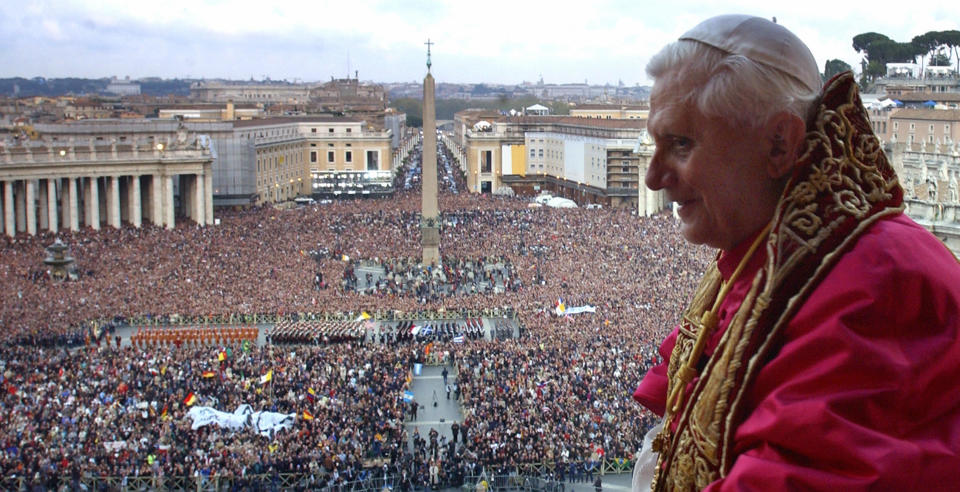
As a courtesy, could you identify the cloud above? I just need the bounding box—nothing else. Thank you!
[0,0,957,85]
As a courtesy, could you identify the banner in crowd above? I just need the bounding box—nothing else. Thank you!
[555,301,597,316]
[186,404,296,438]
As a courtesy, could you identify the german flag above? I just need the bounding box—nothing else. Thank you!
[184,392,197,406]
[160,404,169,419]
[302,409,314,420]
[202,371,216,378]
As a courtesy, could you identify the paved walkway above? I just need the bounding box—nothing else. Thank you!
[406,363,463,445]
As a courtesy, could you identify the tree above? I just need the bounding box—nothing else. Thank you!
[930,52,951,66]
[934,30,960,73]
[824,59,853,81]
[852,33,892,83]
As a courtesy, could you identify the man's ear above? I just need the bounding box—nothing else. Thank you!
[765,112,806,179]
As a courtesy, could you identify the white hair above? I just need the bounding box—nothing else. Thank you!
[646,40,821,128]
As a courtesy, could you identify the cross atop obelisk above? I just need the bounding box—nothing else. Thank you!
[421,38,440,266]
[425,38,434,72]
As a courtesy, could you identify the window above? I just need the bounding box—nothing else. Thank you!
[910,123,916,131]
[894,122,899,131]
[310,151,317,163]
[930,124,935,133]
[481,150,492,173]
[946,124,952,133]
[346,128,352,133]
[366,150,378,170]
[311,128,317,133]
[345,151,352,163]
[538,149,544,158]
[327,151,335,163]
[329,128,334,133]
[530,148,535,158]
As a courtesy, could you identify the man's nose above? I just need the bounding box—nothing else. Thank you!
[645,150,672,191]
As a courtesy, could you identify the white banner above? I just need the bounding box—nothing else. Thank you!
[557,305,597,316]
[186,404,296,438]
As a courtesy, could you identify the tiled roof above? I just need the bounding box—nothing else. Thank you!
[890,108,960,121]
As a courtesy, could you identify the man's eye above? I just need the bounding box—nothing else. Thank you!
[672,137,692,150]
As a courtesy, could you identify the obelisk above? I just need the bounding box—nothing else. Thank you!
[421,38,441,265]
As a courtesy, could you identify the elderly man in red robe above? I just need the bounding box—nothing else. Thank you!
[632,14,960,491]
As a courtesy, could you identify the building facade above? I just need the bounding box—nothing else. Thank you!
[0,132,214,237]
[459,114,662,210]
[569,103,649,120]
[889,109,960,147]
[890,141,960,255]
[32,117,393,207]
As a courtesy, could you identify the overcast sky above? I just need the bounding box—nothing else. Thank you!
[2,0,957,86]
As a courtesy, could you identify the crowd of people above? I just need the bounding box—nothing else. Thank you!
[0,139,711,489]
[342,255,520,300]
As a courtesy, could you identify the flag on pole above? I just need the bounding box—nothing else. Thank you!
[302,409,314,420]
[306,387,316,402]
[218,350,227,362]
[403,390,414,403]
[202,371,216,378]
[260,370,273,385]
[183,392,197,406]
[160,404,169,419]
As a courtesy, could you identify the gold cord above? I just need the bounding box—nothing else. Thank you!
[666,221,772,416]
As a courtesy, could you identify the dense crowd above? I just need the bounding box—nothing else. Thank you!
[343,255,520,300]
[0,141,711,489]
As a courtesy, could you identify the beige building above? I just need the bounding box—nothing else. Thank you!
[32,117,392,207]
[0,133,214,237]
[460,114,660,210]
[231,118,392,204]
[889,141,960,255]
[158,102,263,121]
[889,109,960,147]
[190,82,314,104]
[569,103,649,120]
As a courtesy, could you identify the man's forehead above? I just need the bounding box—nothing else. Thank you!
[648,98,693,135]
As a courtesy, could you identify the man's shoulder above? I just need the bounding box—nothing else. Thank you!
[795,212,960,329]
[835,212,959,281]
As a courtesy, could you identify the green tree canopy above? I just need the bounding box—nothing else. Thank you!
[823,59,853,81]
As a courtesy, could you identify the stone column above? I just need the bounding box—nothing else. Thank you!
[15,181,26,233]
[148,175,162,227]
[107,176,121,229]
[85,177,100,230]
[47,179,58,233]
[194,173,205,225]
[3,181,13,237]
[25,180,36,235]
[204,164,214,225]
[38,179,49,231]
[128,176,142,228]
[163,175,175,229]
[67,178,80,232]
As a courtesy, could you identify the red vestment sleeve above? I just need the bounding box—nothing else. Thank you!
[705,215,960,491]
[634,326,679,417]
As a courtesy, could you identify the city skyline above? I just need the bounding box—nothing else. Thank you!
[2,0,959,86]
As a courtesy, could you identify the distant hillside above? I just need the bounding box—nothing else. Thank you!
[0,78,193,97]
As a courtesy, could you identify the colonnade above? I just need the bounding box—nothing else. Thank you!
[1,139,214,237]
[0,174,212,237]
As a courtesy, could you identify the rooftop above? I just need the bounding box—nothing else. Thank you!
[890,108,960,121]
